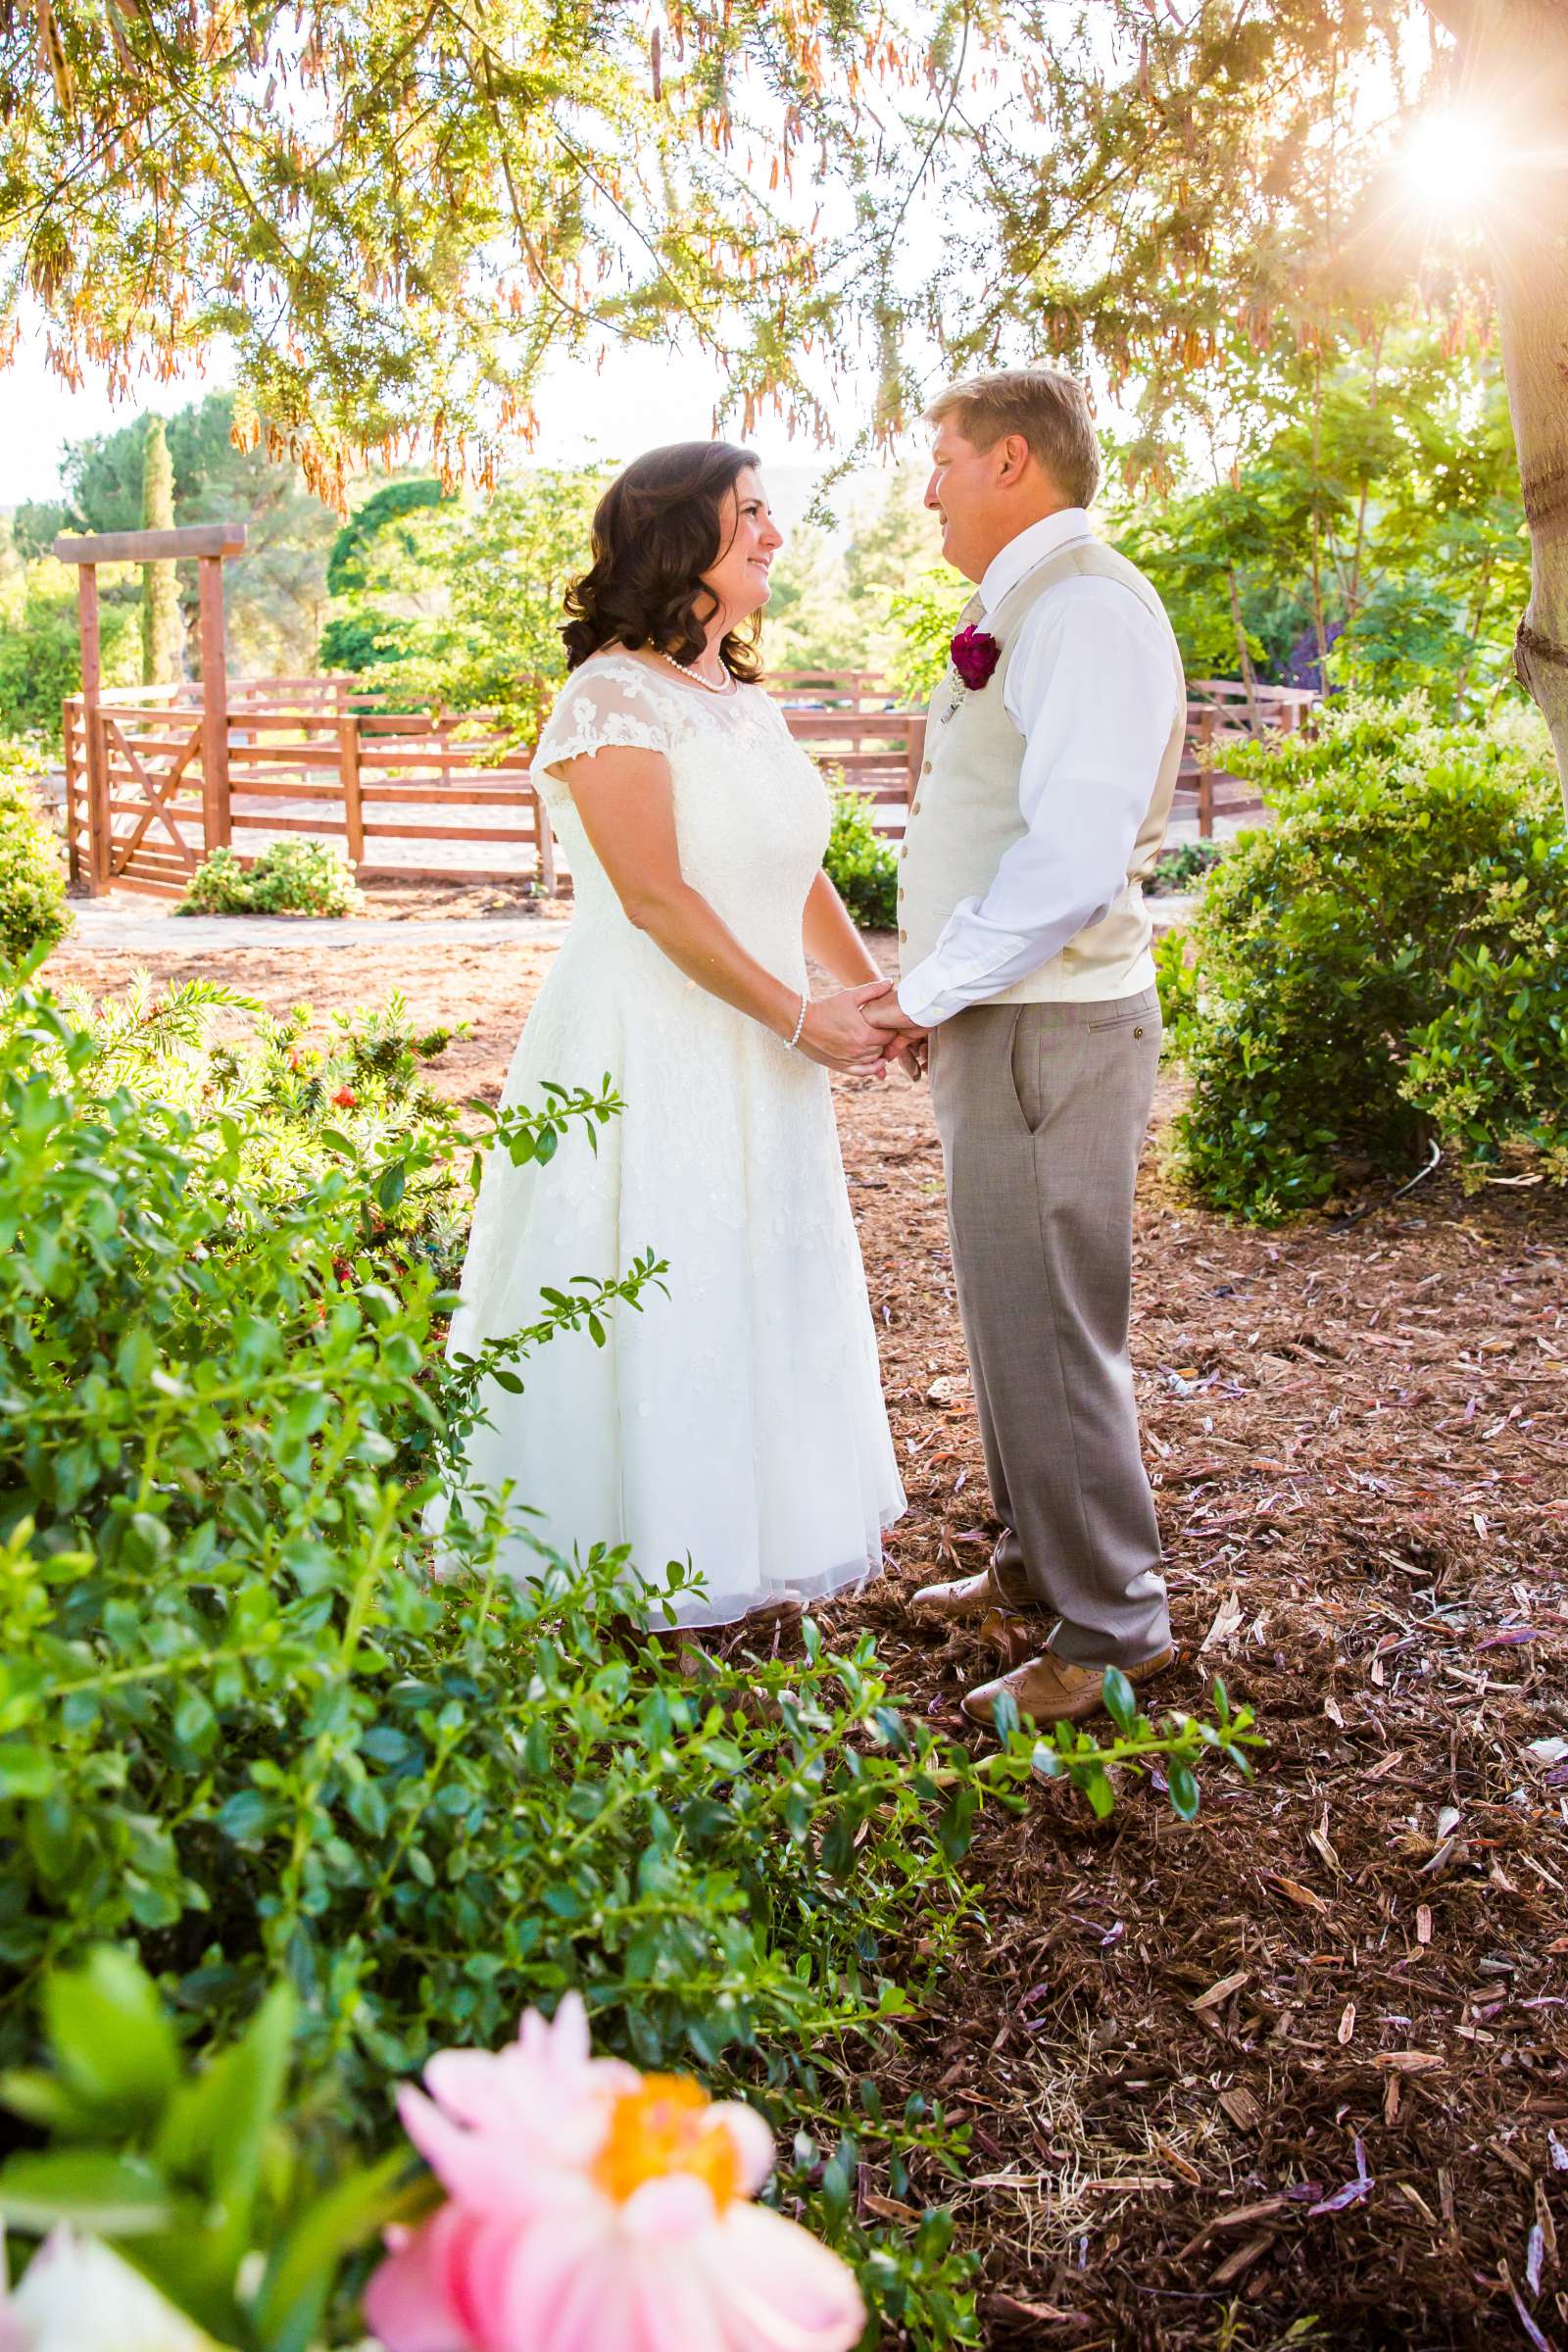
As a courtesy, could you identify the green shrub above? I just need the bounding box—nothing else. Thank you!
[1167,698,1568,1221]
[0,970,1257,2345]
[825,782,900,930]
[1149,837,1225,895]
[179,839,364,918]
[0,743,70,963]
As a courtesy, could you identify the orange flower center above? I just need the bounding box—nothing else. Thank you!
[591,2074,743,2210]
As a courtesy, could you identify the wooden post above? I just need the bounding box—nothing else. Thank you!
[197,555,230,852]
[1197,706,1216,840]
[339,711,365,867]
[74,564,113,894]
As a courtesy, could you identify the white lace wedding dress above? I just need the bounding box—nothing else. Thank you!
[436,651,906,1627]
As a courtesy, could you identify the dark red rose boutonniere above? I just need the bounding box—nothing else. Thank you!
[950,623,1001,693]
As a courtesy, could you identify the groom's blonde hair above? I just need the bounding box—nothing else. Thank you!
[926,368,1101,509]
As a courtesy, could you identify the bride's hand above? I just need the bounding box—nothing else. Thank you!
[795,986,895,1072]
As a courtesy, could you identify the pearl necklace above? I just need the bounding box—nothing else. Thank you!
[660,650,736,697]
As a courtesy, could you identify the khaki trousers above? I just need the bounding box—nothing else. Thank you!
[928,987,1169,1669]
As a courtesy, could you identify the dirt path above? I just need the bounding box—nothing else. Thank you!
[47,899,1568,2351]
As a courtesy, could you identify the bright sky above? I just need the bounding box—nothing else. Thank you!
[0,322,902,527]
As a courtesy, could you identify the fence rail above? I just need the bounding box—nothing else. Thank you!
[64,667,1316,900]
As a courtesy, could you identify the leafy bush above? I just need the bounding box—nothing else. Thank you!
[824,783,899,930]
[0,969,1257,2344]
[179,840,364,918]
[1167,698,1568,1221]
[0,743,70,963]
[0,550,139,747]
[1148,837,1225,895]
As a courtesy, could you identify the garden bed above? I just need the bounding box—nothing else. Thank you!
[41,908,1568,2351]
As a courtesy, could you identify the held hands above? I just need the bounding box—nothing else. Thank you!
[859,982,931,1080]
[795,980,930,1078]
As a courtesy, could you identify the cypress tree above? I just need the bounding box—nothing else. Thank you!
[140,416,180,684]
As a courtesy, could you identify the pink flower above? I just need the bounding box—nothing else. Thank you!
[364,1994,866,2352]
[949,623,1001,692]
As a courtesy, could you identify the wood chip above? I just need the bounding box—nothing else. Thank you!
[1218,2085,1263,2132]
[1271,1874,1332,1915]
[1338,2000,1357,2044]
[1192,1968,1251,2012]
[1210,2231,1277,2286]
[1416,1903,1433,1945]
[1376,2050,1446,2073]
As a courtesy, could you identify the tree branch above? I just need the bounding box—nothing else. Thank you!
[1418,0,1477,44]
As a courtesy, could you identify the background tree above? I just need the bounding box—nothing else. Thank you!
[45,394,339,675]
[7,1,1565,783]
[319,467,609,743]
[139,416,179,685]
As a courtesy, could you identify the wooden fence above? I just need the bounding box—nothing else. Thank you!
[63,668,1316,900]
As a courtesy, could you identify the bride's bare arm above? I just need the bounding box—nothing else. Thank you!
[564,743,888,1072]
[803,869,886,988]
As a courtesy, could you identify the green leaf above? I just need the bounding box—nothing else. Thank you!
[43,1948,179,2125]
[0,2149,171,2235]
[254,2146,422,2352]
[1102,1666,1138,1736]
[1167,1761,1200,1821]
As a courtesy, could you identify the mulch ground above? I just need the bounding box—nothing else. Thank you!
[47,900,1568,2352]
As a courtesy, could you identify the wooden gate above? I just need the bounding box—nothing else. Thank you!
[55,523,241,898]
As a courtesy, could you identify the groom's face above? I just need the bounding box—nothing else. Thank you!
[925,421,1016,584]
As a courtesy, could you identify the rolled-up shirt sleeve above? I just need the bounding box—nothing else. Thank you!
[896,580,1177,1028]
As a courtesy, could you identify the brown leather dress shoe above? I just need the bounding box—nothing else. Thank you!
[961,1643,1177,1731]
[911,1558,1037,1622]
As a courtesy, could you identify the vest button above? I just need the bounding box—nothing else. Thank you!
[1134,1026,1145,1039]
[899,844,906,858]
[899,927,907,943]
[911,801,922,815]
[921,760,932,774]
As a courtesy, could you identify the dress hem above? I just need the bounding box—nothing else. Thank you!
[645,1502,906,1633]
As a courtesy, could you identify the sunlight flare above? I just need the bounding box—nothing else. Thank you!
[1397,111,1503,219]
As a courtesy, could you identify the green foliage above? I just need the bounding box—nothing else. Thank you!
[0,966,1257,2344]
[766,469,954,685]
[316,612,416,676]
[0,746,71,963]
[1152,925,1200,1063]
[1149,839,1226,895]
[179,842,364,919]
[1167,700,1568,1221]
[324,480,448,598]
[0,542,138,746]
[0,1951,419,2352]
[1110,331,1530,712]
[887,567,969,706]
[318,469,608,747]
[54,394,340,680]
[823,782,899,931]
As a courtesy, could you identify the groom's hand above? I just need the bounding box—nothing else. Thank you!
[854,982,930,1078]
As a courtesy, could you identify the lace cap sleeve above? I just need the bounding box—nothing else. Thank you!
[531,659,675,802]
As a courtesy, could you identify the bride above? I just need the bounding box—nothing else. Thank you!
[436,440,907,1628]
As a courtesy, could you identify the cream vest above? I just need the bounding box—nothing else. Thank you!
[897,537,1187,1004]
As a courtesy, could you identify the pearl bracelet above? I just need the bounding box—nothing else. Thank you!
[788,991,808,1050]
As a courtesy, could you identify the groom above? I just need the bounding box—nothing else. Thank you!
[865,366,1185,1732]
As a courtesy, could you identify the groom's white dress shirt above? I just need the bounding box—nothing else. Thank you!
[896,507,1182,1029]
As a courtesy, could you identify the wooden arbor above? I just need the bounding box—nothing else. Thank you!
[54,523,245,895]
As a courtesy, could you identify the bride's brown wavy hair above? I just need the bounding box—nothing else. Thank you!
[563,441,765,682]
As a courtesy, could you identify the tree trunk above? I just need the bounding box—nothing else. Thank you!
[1430,0,1568,808]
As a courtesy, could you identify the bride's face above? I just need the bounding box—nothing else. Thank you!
[703,466,784,631]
